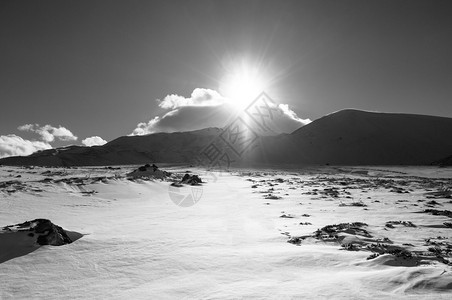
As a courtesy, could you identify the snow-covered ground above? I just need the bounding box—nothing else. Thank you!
[1,165,451,299]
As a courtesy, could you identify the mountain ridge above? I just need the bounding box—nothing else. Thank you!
[1,110,452,166]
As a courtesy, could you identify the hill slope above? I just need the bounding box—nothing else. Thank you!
[254,109,452,165]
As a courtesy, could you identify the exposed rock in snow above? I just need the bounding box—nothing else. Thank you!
[0,219,82,263]
[126,163,170,179]
[180,173,202,185]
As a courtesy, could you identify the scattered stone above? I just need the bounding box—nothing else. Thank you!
[367,253,380,260]
[341,243,360,251]
[339,201,367,207]
[426,200,441,206]
[385,221,416,228]
[375,237,392,243]
[105,166,121,170]
[422,209,452,218]
[287,236,307,245]
[280,214,294,218]
[314,222,370,241]
[390,187,409,194]
[425,187,452,199]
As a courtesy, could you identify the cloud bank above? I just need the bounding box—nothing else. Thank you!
[158,88,226,109]
[18,124,78,142]
[0,135,52,158]
[131,88,311,135]
[0,123,81,158]
[82,136,107,147]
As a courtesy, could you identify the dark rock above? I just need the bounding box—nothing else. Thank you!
[106,166,121,170]
[137,163,159,173]
[181,173,191,182]
[181,173,202,185]
[385,220,416,228]
[264,194,281,200]
[3,219,73,246]
[287,236,308,245]
[280,214,294,218]
[423,209,452,218]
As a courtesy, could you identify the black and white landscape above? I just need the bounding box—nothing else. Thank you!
[1,1,452,299]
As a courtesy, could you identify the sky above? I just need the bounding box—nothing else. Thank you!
[1,0,452,157]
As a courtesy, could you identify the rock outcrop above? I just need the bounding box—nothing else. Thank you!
[181,173,202,185]
[1,218,82,263]
[126,163,171,179]
[2,219,73,246]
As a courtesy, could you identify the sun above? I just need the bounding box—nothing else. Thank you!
[219,63,266,109]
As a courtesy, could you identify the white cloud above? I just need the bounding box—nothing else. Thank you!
[82,136,107,147]
[132,117,161,136]
[131,88,311,135]
[0,135,52,158]
[18,124,78,142]
[158,88,225,109]
[0,123,79,158]
[17,124,34,131]
[278,104,312,125]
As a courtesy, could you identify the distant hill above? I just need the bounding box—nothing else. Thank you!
[0,128,222,167]
[1,110,452,166]
[252,109,452,165]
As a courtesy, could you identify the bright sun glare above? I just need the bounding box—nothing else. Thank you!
[220,63,267,109]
